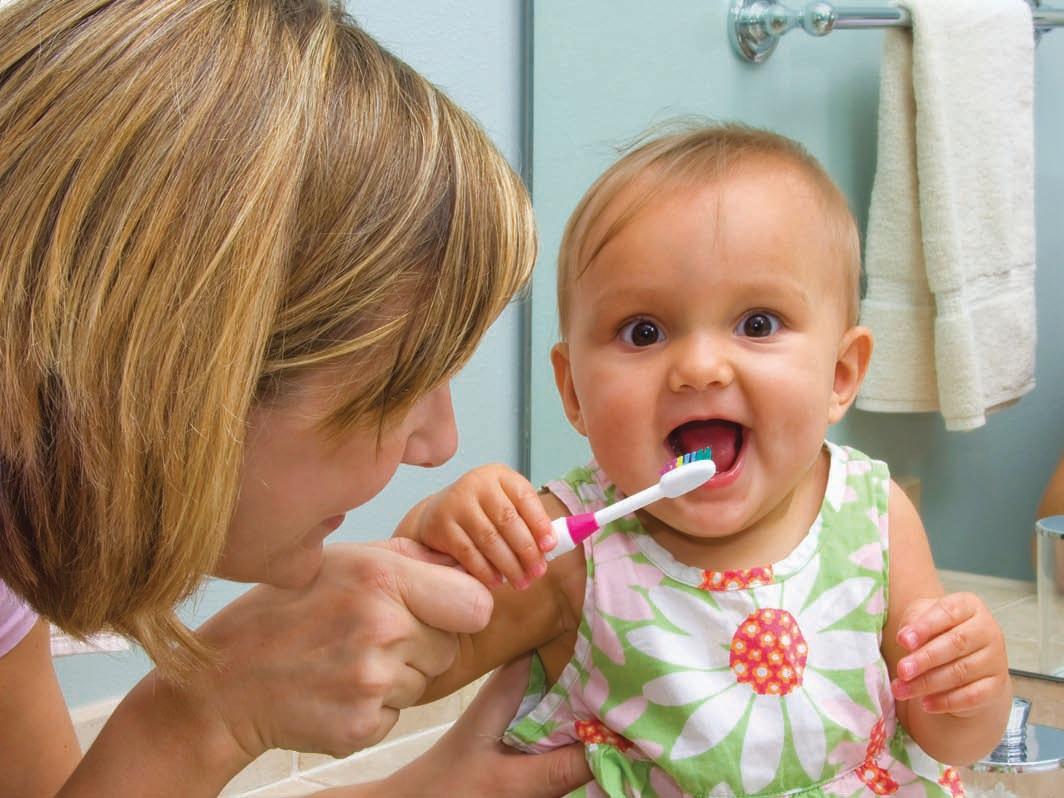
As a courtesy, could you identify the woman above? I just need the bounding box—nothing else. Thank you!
[0,1,590,795]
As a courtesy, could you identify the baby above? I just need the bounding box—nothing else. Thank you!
[396,124,1011,797]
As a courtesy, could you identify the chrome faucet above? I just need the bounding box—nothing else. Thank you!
[972,695,1064,773]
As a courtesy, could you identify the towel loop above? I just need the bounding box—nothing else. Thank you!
[730,0,1064,63]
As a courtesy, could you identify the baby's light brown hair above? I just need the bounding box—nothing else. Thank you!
[556,122,861,336]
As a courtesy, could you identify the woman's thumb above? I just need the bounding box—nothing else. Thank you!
[508,742,592,797]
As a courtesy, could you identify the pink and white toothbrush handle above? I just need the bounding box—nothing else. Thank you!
[546,513,599,560]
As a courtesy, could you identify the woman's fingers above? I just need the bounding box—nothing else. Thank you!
[429,657,594,797]
[385,543,494,633]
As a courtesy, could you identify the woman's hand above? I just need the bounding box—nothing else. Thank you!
[192,540,494,762]
[62,540,495,797]
[316,655,592,797]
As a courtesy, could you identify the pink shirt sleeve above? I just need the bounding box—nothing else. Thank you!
[0,578,38,657]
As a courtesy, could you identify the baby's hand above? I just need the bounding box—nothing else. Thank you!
[395,465,556,590]
[891,592,1008,718]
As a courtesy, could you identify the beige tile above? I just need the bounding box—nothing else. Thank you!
[1007,633,1064,678]
[994,597,1043,642]
[69,698,121,753]
[1012,673,1064,729]
[296,692,462,773]
[221,750,296,796]
[303,727,448,787]
[938,569,1036,611]
[236,777,324,797]
[960,768,1061,798]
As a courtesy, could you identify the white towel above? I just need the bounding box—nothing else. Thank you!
[857,0,1036,431]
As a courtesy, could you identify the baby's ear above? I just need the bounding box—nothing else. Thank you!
[550,342,588,436]
[829,326,874,424]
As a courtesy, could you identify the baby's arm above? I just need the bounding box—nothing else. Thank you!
[394,464,556,590]
[883,482,1011,765]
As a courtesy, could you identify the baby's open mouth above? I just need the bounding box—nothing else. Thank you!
[667,420,743,473]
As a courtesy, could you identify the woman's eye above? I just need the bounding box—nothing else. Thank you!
[619,318,665,347]
[736,311,781,338]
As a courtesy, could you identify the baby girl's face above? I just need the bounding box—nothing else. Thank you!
[552,159,865,544]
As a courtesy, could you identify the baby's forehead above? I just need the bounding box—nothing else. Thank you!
[559,153,859,333]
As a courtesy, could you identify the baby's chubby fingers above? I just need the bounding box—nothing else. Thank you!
[892,592,1006,713]
[892,643,995,702]
[474,470,554,588]
[894,592,984,663]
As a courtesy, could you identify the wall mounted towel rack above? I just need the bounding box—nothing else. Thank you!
[730,0,1064,63]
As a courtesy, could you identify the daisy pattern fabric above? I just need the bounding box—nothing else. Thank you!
[503,443,963,798]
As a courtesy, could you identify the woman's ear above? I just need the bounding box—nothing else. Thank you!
[550,342,587,436]
[828,326,874,424]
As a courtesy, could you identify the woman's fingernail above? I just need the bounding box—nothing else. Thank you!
[892,679,911,699]
[540,534,555,550]
[899,659,915,679]
[900,629,918,649]
[532,561,547,578]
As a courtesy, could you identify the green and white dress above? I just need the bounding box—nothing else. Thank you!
[504,442,964,798]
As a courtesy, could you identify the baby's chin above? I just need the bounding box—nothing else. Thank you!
[637,505,736,543]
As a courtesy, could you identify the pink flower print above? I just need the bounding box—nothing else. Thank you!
[938,767,965,797]
[575,718,633,751]
[850,541,883,573]
[730,609,807,696]
[846,459,873,476]
[590,531,663,665]
[582,667,648,736]
[700,566,773,591]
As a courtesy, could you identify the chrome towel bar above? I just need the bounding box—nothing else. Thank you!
[730,0,1064,63]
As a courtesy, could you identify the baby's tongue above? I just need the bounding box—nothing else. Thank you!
[674,421,740,472]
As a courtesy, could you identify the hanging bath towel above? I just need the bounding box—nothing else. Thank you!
[857,0,1036,431]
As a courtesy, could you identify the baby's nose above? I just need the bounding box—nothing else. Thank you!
[666,337,734,392]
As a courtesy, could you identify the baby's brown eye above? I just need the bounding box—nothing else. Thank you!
[737,312,780,338]
[620,318,665,347]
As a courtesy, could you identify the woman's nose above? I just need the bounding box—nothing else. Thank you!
[402,382,458,467]
[666,336,734,392]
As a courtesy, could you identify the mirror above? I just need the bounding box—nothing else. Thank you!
[528,0,1064,679]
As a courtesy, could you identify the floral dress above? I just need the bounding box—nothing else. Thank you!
[503,443,964,798]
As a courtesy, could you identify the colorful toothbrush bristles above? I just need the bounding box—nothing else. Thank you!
[662,447,713,474]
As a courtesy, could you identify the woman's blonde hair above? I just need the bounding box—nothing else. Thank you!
[556,122,860,334]
[0,0,535,672]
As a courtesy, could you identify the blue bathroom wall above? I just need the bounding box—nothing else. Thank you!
[55,0,529,711]
[527,1,1064,584]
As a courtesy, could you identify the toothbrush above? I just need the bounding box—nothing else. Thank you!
[546,448,715,560]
